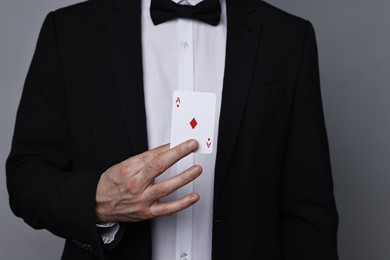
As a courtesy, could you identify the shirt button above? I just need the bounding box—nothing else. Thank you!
[181,41,190,49]
[180,252,188,260]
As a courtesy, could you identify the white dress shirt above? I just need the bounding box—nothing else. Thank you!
[143,1,227,259]
[101,1,226,259]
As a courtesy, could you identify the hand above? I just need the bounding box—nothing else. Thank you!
[95,139,202,223]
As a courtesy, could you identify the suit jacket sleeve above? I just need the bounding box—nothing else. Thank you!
[6,12,105,258]
[280,22,339,259]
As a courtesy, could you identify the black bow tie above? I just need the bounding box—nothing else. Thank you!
[150,0,221,26]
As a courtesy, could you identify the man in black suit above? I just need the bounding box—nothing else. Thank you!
[6,0,339,259]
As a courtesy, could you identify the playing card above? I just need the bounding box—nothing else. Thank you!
[170,90,217,154]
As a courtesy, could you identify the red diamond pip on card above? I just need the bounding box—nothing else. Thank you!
[170,90,217,154]
[190,118,198,129]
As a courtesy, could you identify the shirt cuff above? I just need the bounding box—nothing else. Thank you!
[96,222,120,244]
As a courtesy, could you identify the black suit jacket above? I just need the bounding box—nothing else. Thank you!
[6,0,339,259]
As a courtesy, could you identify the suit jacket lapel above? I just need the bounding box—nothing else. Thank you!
[104,0,149,155]
[214,0,263,199]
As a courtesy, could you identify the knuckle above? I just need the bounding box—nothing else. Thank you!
[179,169,197,183]
[179,174,191,184]
[136,206,151,220]
[119,162,131,175]
[153,183,169,198]
[174,144,186,156]
[125,178,140,195]
[141,153,152,163]
[177,200,188,211]
[161,208,174,216]
[149,157,165,172]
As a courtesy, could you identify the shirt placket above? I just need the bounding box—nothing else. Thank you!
[176,9,195,260]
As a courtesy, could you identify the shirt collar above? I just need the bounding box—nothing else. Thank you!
[172,0,204,6]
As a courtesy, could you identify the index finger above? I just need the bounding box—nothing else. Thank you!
[138,139,199,184]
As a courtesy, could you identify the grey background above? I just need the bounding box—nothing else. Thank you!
[0,0,389,259]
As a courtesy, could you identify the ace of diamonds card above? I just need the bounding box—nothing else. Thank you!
[170,90,217,154]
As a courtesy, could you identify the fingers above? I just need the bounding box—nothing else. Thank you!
[149,193,200,217]
[136,139,199,187]
[144,165,202,201]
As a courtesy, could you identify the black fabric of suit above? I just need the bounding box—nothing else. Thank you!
[6,0,339,259]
